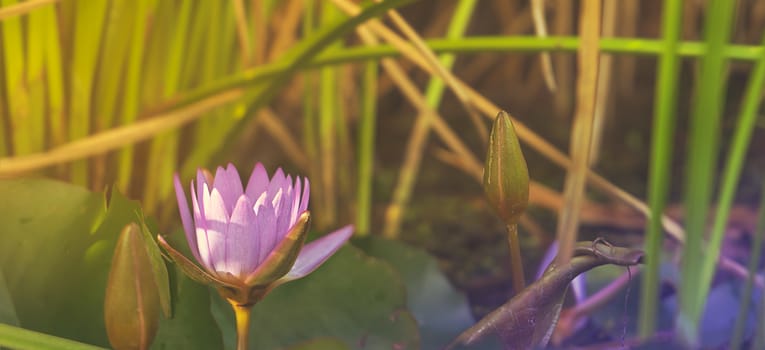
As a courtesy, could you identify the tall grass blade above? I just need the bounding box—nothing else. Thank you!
[180,0,239,181]
[678,0,736,344]
[94,0,134,130]
[639,0,683,338]
[355,59,377,236]
[68,0,108,186]
[1,0,30,154]
[92,0,135,189]
[708,20,765,349]
[302,0,322,228]
[225,0,417,143]
[26,5,46,154]
[317,1,340,228]
[43,5,65,149]
[115,0,153,193]
[730,188,765,349]
[142,0,187,211]
[155,0,194,200]
[380,0,476,238]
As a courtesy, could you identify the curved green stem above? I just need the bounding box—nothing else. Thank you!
[507,224,525,293]
[169,36,765,118]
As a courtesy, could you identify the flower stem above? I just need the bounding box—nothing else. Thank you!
[507,223,526,293]
[228,299,252,350]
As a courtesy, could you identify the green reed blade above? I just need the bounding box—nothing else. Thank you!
[169,0,216,196]
[43,5,65,149]
[355,59,377,236]
[144,0,192,219]
[638,0,683,338]
[140,0,173,107]
[179,1,209,89]
[425,0,476,108]
[179,0,241,181]
[26,5,46,154]
[213,0,417,159]
[94,0,134,130]
[303,0,319,217]
[115,0,154,192]
[730,184,765,349]
[68,0,108,186]
[162,0,192,99]
[678,0,736,344]
[310,36,765,64]
[317,1,341,228]
[709,22,765,350]
[384,0,477,239]
[142,0,187,211]
[152,35,765,126]
[0,77,5,156]
[176,0,416,210]
[1,0,30,154]
[91,0,137,190]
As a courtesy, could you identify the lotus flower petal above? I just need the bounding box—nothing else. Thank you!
[191,182,212,270]
[168,162,352,305]
[281,225,354,282]
[254,202,277,266]
[226,195,258,278]
[289,178,302,227]
[213,164,244,213]
[204,187,229,275]
[245,163,269,199]
[300,178,310,214]
[174,174,200,263]
[196,169,210,199]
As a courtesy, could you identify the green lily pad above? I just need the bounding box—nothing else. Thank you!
[282,338,351,350]
[0,178,142,346]
[210,245,420,349]
[355,236,474,349]
[152,267,224,350]
[0,271,19,326]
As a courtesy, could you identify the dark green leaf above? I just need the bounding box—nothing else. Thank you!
[0,323,106,350]
[0,179,142,346]
[211,245,420,349]
[0,270,19,326]
[355,236,474,349]
[151,268,224,350]
[282,338,351,350]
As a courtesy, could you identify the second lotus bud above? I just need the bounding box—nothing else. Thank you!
[483,110,530,225]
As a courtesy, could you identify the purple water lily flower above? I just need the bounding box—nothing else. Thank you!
[159,163,352,305]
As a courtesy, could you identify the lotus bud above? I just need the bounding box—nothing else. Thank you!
[104,223,161,350]
[483,111,529,225]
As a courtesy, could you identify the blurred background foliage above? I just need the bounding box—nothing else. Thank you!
[2,0,765,348]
